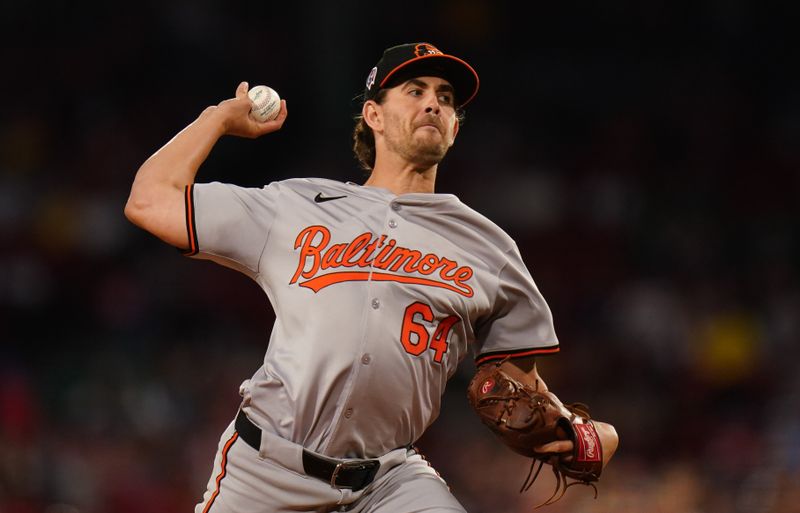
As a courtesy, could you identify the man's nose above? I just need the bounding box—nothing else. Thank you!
[424,93,441,115]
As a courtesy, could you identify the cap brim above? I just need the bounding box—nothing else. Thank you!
[379,54,480,107]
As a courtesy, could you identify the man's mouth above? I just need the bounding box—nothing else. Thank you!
[416,122,442,133]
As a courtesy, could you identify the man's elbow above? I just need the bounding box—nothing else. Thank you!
[124,193,149,228]
[122,186,186,249]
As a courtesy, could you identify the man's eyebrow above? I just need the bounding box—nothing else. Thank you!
[437,83,455,94]
[405,78,455,94]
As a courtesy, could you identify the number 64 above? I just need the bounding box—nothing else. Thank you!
[400,302,460,363]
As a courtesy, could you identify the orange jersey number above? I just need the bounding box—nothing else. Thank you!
[400,302,460,363]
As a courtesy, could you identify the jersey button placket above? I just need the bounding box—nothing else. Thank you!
[388,201,400,228]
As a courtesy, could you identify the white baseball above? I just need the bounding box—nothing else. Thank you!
[248,85,281,122]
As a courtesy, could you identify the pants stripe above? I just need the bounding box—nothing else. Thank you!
[202,431,239,513]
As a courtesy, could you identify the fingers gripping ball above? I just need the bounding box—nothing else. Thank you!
[467,362,603,506]
[248,85,281,122]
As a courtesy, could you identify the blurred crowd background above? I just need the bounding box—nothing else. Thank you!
[1,1,798,512]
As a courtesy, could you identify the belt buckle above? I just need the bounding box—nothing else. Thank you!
[329,461,346,488]
[330,459,380,490]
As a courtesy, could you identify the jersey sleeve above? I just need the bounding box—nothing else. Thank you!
[183,181,281,276]
[474,245,560,365]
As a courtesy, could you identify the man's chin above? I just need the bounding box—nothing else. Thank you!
[410,147,448,168]
[412,136,448,157]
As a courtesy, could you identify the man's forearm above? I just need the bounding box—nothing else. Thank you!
[499,355,550,392]
[124,81,287,248]
[133,107,226,196]
[124,107,227,247]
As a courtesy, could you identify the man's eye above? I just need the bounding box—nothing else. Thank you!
[439,94,453,104]
[409,89,422,96]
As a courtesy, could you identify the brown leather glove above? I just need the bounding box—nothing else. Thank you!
[467,361,603,506]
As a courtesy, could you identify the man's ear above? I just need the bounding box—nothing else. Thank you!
[449,117,460,147]
[362,100,383,132]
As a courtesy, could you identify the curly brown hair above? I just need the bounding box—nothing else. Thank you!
[352,90,388,172]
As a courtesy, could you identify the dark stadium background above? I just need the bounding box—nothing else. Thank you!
[1,2,798,512]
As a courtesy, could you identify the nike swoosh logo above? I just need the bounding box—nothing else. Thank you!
[314,193,347,203]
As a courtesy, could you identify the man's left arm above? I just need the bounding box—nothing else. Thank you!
[470,246,618,500]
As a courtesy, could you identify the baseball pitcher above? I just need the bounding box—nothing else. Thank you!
[125,42,618,512]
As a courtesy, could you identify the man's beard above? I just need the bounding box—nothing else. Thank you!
[386,124,450,169]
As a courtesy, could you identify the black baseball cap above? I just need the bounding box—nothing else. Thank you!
[364,42,479,107]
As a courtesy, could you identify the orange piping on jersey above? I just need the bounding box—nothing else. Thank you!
[201,431,238,513]
[298,271,473,297]
[475,346,560,365]
[291,225,474,297]
[183,184,199,256]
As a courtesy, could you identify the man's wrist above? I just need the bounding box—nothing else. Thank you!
[198,105,229,138]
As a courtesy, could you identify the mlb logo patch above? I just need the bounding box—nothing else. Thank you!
[366,67,378,90]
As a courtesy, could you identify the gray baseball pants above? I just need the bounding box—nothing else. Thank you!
[195,418,467,513]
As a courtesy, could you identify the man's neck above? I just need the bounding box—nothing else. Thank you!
[364,159,438,195]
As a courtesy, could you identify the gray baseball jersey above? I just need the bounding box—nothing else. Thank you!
[184,177,559,459]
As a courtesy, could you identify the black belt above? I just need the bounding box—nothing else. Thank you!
[235,409,381,492]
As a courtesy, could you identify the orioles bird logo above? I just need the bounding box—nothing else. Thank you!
[414,43,443,57]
